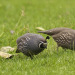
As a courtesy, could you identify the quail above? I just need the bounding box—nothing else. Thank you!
[16,33,49,59]
[38,27,75,51]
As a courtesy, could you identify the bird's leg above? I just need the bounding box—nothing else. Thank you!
[28,51,33,60]
[30,55,33,60]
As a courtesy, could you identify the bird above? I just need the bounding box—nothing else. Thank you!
[38,27,75,51]
[16,33,49,59]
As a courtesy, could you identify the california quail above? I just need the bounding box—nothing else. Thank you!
[38,27,75,50]
[16,33,49,59]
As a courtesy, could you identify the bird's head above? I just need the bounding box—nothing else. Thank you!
[39,41,47,49]
[38,36,50,49]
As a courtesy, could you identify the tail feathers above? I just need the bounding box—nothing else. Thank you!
[38,30,56,36]
[38,30,51,35]
[38,28,72,36]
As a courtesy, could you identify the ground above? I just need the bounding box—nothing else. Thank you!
[0,0,75,75]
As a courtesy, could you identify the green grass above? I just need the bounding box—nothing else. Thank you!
[0,0,75,75]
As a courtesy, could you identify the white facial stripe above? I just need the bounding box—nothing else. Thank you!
[39,41,44,48]
[39,42,42,48]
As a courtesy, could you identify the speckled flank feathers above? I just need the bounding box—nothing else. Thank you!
[38,28,75,50]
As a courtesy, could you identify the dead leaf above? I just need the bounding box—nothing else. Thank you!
[0,51,14,59]
[36,27,45,31]
[10,30,15,34]
[0,46,15,52]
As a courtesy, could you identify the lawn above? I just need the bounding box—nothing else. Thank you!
[0,0,75,75]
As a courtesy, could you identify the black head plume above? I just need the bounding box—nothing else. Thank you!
[46,36,50,39]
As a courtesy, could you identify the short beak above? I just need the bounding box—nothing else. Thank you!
[43,43,47,49]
